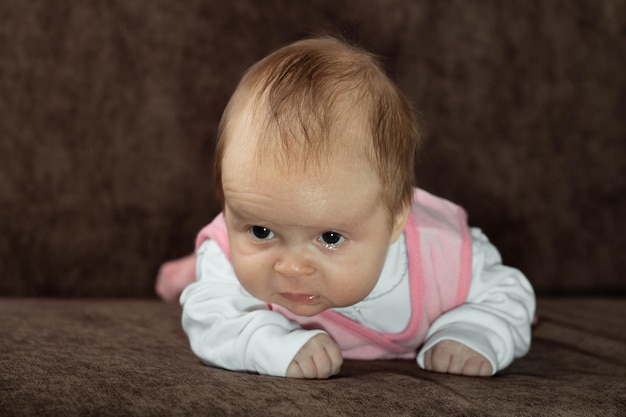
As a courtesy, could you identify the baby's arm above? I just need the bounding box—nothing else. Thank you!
[181,240,326,377]
[417,228,536,376]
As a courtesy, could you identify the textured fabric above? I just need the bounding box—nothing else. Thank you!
[1,0,624,297]
[1,298,625,416]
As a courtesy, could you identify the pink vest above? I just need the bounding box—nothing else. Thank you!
[196,189,473,360]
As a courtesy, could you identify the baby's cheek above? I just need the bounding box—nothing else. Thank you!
[331,270,379,306]
[233,257,273,298]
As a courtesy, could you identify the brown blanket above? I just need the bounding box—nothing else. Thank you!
[2,297,624,416]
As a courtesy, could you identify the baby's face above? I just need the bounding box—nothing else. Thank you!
[220,118,406,317]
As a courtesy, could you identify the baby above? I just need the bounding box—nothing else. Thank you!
[156,37,535,379]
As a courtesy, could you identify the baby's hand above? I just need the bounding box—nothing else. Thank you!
[423,340,493,377]
[286,334,343,379]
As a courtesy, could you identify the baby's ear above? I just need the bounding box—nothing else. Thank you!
[390,202,410,243]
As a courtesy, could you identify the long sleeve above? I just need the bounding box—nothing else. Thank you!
[180,240,324,377]
[416,228,536,374]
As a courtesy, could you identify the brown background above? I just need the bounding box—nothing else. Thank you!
[1,0,624,297]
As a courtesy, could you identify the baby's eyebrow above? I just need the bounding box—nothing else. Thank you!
[225,202,277,228]
[224,203,253,222]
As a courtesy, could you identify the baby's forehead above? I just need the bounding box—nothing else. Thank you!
[224,92,373,167]
[222,110,372,177]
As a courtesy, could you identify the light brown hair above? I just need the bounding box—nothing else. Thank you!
[215,37,421,217]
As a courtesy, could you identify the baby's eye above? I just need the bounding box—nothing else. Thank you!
[318,231,346,249]
[249,226,275,240]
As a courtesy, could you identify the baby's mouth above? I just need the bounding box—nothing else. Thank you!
[279,293,321,305]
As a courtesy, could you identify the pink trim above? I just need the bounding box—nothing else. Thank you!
[317,311,413,354]
[195,213,231,261]
[454,208,473,306]
[390,212,424,342]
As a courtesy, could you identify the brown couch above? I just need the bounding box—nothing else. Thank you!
[1,1,625,415]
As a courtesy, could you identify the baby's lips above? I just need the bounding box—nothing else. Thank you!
[279,293,321,305]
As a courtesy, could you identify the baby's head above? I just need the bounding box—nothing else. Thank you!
[215,36,420,221]
[215,37,422,316]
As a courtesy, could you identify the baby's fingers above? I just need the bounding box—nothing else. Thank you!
[297,355,323,379]
[461,356,493,377]
[287,350,334,379]
[304,342,342,378]
[323,337,343,377]
[423,340,493,377]
[423,345,455,373]
[286,334,343,379]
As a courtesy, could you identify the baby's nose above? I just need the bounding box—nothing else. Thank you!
[273,251,315,278]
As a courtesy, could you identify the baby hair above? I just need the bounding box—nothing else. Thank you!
[215,36,421,217]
